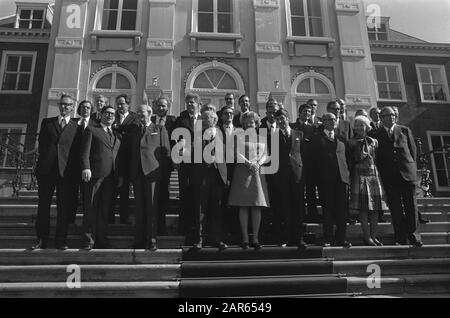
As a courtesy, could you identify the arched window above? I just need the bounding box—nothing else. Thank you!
[185,61,244,107]
[89,64,136,108]
[291,70,335,118]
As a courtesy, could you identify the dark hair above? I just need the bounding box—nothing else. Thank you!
[155,96,171,108]
[77,100,92,116]
[225,92,235,99]
[307,99,318,105]
[274,109,290,119]
[116,94,130,104]
[298,103,312,114]
[101,105,116,114]
[327,100,340,110]
[266,98,278,109]
[185,93,201,104]
[59,94,75,102]
[238,94,249,104]
[221,105,234,113]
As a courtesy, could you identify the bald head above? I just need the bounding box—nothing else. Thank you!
[322,113,337,131]
[380,106,396,129]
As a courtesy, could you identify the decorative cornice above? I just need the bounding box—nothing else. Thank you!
[335,1,360,14]
[89,62,137,82]
[340,46,365,57]
[146,38,174,51]
[55,37,83,49]
[0,27,50,39]
[255,42,282,54]
[253,0,279,10]
[370,41,450,52]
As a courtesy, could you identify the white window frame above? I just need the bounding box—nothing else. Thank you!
[367,22,388,41]
[416,64,450,104]
[286,0,330,40]
[373,62,407,102]
[426,131,450,192]
[94,0,143,32]
[15,7,46,29]
[192,0,240,36]
[0,124,27,169]
[0,51,37,95]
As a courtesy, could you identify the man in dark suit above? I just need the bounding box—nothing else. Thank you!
[175,93,201,243]
[292,104,320,223]
[32,94,80,250]
[373,106,423,247]
[191,110,228,251]
[151,96,176,235]
[311,113,351,248]
[91,95,108,123]
[216,92,242,128]
[273,109,307,250]
[67,100,98,224]
[113,94,138,224]
[81,106,122,250]
[325,101,352,142]
[369,107,381,134]
[307,99,321,125]
[129,104,166,250]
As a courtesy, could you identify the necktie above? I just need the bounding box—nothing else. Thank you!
[159,117,165,127]
[141,124,146,137]
[107,127,113,144]
[60,118,66,129]
[81,118,87,130]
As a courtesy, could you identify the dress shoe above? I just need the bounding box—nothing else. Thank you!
[372,238,383,246]
[419,217,430,224]
[218,242,228,252]
[279,243,288,248]
[30,239,47,250]
[240,242,249,250]
[56,244,69,251]
[348,218,357,225]
[82,242,94,251]
[337,241,352,248]
[297,241,308,251]
[378,215,387,223]
[323,242,332,248]
[363,238,377,246]
[191,243,202,251]
[410,240,424,248]
[250,242,262,251]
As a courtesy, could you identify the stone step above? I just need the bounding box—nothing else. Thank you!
[0,281,179,298]
[0,249,182,265]
[0,235,184,249]
[0,264,181,283]
[305,222,450,234]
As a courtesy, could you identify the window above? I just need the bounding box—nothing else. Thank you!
[416,65,450,103]
[196,0,232,33]
[427,131,450,191]
[0,51,37,94]
[102,0,137,31]
[289,0,323,37]
[374,63,406,101]
[0,125,27,168]
[368,22,388,40]
[17,9,45,29]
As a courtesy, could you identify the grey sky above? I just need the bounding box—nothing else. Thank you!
[0,0,449,43]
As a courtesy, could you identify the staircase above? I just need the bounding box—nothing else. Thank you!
[0,170,449,297]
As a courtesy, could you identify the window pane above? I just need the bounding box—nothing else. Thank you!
[96,74,112,89]
[3,74,17,90]
[309,17,323,37]
[430,68,442,84]
[292,17,306,36]
[205,70,224,87]
[102,10,118,30]
[314,79,328,94]
[377,33,387,40]
[379,23,386,32]
[121,11,136,30]
[375,66,386,82]
[31,20,42,29]
[297,79,311,93]
[290,0,304,16]
[434,85,446,101]
[419,68,430,83]
[20,10,31,19]
[434,155,448,186]
[307,0,321,17]
[104,0,119,10]
[20,57,33,72]
[199,0,213,12]
[198,13,214,32]
[422,84,434,100]
[18,74,30,90]
[218,0,232,12]
[193,73,213,89]
[123,0,137,10]
[6,56,20,72]
[218,13,232,33]
[33,10,44,19]
[19,20,29,28]
[368,32,376,40]
[443,136,450,146]
[218,73,237,90]
[387,66,399,82]
[389,84,402,99]
[431,136,442,149]
[378,83,389,99]
[116,74,131,89]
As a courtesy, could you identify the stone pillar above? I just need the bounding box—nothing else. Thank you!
[45,0,88,117]
[253,0,288,115]
[145,0,176,113]
[335,0,377,118]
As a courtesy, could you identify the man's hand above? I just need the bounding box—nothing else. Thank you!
[82,169,92,183]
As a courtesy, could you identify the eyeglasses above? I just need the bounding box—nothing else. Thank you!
[59,103,73,107]
[103,112,116,117]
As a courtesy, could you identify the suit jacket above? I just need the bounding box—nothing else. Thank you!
[217,108,242,128]
[276,129,304,183]
[311,132,350,185]
[129,123,165,181]
[218,124,237,183]
[373,125,417,183]
[336,119,352,142]
[65,118,97,176]
[35,117,79,177]
[80,125,121,179]
[151,115,177,145]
